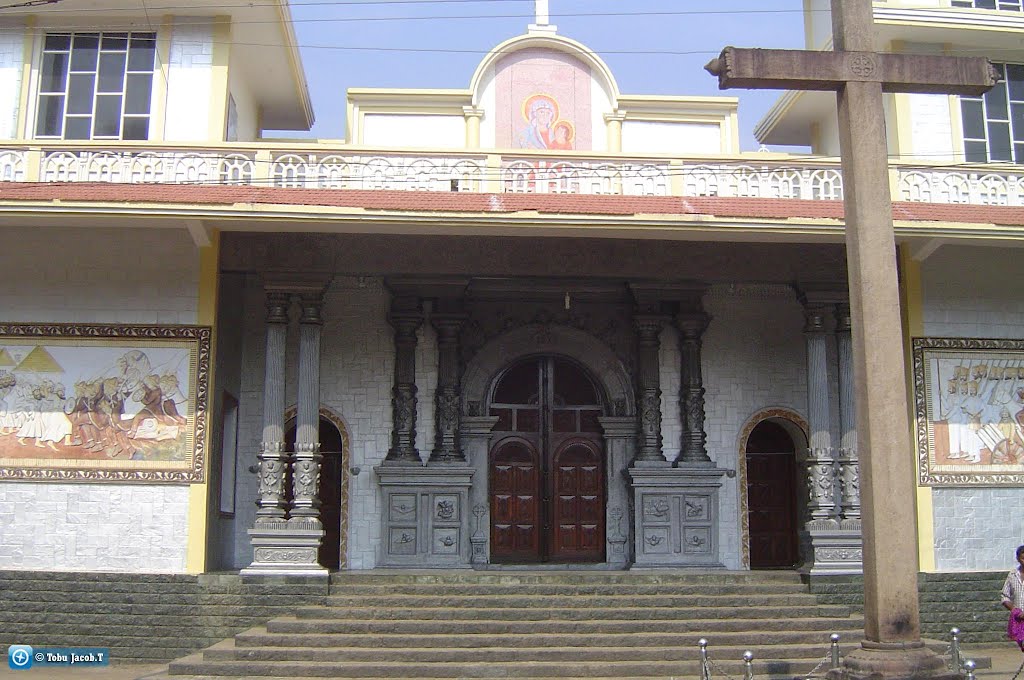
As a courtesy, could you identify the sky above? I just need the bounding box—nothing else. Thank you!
[283,0,808,150]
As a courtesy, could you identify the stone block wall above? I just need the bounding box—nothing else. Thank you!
[0,23,24,141]
[164,17,215,141]
[920,246,1024,571]
[0,226,200,573]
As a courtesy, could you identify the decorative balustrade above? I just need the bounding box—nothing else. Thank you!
[2,143,1024,209]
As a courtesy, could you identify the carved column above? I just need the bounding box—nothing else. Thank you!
[430,311,467,463]
[835,302,861,523]
[385,295,424,464]
[676,308,713,466]
[800,298,836,522]
[633,314,667,465]
[290,291,324,527]
[254,290,290,524]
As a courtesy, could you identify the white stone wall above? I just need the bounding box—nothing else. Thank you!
[164,17,214,142]
[0,485,189,572]
[907,94,955,162]
[231,277,396,570]
[0,24,24,140]
[361,114,465,149]
[227,58,258,142]
[703,285,808,569]
[0,226,200,572]
[921,245,1024,571]
[622,121,722,155]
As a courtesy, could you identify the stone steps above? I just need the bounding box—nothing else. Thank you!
[161,571,866,679]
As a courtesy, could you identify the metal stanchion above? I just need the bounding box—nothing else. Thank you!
[700,638,711,680]
[950,627,963,673]
[830,633,841,671]
[743,651,755,680]
[962,659,975,680]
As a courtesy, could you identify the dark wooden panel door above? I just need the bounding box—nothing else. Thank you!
[490,437,542,562]
[746,421,799,569]
[551,439,605,561]
[488,356,606,563]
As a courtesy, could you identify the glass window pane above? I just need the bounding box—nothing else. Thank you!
[965,140,989,162]
[1014,142,1024,164]
[977,0,997,8]
[40,52,69,93]
[67,73,95,114]
[65,116,91,140]
[124,74,152,114]
[122,116,149,140]
[44,34,71,51]
[70,34,99,72]
[98,52,126,92]
[93,95,122,137]
[101,34,128,51]
[35,95,64,136]
[1007,65,1024,101]
[1012,103,1024,140]
[128,37,156,71]
[961,99,986,140]
[987,83,1010,119]
[988,120,1012,160]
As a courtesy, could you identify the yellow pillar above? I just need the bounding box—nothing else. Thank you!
[185,228,219,574]
[463,106,484,149]
[604,112,625,153]
[899,245,935,572]
[16,17,35,140]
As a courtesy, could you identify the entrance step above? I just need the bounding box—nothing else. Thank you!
[161,570,866,679]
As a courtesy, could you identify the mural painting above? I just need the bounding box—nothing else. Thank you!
[495,48,592,151]
[914,337,1024,485]
[0,324,210,483]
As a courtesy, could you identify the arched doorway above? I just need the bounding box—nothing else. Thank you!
[745,420,800,569]
[488,356,606,563]
[284,416,344,570]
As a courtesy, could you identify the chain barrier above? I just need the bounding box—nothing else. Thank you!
[696,633,846,680]
[1011,657,1024,680]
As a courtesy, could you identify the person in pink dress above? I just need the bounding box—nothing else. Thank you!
[1002,545,1024,652]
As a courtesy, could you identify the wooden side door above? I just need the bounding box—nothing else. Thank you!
[489,437,542,562]
[746,421,799,569]
[550,439,605,561]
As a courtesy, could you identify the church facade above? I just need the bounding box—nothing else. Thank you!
[0,0,1020,581]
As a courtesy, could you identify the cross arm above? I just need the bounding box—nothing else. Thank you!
[705,47,999,96]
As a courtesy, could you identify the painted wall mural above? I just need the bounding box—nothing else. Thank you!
[495,48,592,151]
[0,324,210,483]
[914,337,1024,485]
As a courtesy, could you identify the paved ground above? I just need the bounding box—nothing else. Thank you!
[0,643,1020,679]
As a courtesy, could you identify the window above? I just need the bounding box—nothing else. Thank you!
[960,63,1024,163]
[35,31,156,140]
[952,0,1023,10]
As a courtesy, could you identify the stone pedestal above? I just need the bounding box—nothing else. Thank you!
[628,466,726,568]
[800,520,864,575]
[375,465,474,567]
[242,521,327,577]
[827,641,961,680]
[599,416,637,569]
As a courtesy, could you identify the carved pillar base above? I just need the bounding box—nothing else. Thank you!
[600,416,637,569]
[462,415,499,567]
[242,521,327,577]
[375,465,474,568]
[827,641,959,680]
[800,520,863,575]
[628,466,726,569]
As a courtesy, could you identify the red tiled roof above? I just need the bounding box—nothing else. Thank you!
[2,182,1024,225]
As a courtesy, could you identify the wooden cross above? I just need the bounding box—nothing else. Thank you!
[707,1,997,676]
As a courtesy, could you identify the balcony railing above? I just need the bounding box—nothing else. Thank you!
[1,142,1023,208]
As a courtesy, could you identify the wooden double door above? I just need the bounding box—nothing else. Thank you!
[488,356,606,563]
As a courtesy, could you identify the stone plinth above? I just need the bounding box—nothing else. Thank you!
[375,464,474,567]
[827,641,961,680]
[628,466,726,568]
[242,520,327,577]
[800,519,863,575]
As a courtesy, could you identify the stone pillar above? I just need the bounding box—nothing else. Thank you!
[800,297,837,522]
[599,416,638,568]
[254,290,289,524]
[835,302,861,524]
[290,291,324,527]
[430,310,467,464]
[604,112,625,153]
[633,314,668,465]
[676,308,713,466]
[462,415,500,565]
[385,295,424,464]
[463,107,484,150]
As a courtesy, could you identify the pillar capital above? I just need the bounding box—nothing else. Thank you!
[264,290,291,324]
[834,302,852,333]
[297,291,325,325]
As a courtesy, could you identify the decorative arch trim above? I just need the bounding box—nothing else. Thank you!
[283,404,351,570]
[469,34,621,108]
[462,324,635,417]
[736,407,808,569]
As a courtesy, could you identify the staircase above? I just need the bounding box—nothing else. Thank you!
[152,570,866,679]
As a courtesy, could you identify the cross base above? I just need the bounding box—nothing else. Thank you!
[827,641,961,680]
